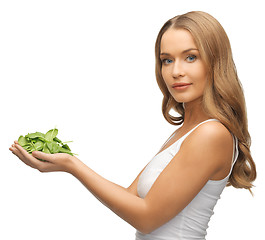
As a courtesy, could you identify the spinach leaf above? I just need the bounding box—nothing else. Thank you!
[45,128,58,142]
[25,132,45,139]
[18,136,29,147]
[59,146,73,155]
[54,137,62,143]
[34,141,44,151]
[42,143,51,154]
[47,142,60,153]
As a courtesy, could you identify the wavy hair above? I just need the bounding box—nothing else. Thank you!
[155,11,256,194]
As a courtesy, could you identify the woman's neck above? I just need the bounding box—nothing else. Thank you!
[181,99,211,130]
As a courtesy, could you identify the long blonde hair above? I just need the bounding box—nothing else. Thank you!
[155,11,256,194]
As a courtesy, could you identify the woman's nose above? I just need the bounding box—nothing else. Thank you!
[172,61,185,78]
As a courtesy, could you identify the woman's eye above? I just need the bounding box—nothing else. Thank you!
[161,59,173,65]
[186,55,197,62]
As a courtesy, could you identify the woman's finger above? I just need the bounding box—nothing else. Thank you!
[13,143,44,169]
[9,145,24,160]
[10,145,37,169]
[32,151,56,162]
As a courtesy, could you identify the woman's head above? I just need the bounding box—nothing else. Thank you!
[159,28,208,107]
[155,11,256,193]
[155,11,238,123]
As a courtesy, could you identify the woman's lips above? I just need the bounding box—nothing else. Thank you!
[172,83,192,90]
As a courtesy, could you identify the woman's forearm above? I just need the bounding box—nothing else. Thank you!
[69,158,148,233]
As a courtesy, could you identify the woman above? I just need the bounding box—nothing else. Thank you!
[9,11,256,239]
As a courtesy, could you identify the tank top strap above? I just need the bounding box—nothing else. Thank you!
[226,134,239,179]
[158,119,220,153]
[231,134,239,167]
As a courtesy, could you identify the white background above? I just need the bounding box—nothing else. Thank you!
[1,0,264,239]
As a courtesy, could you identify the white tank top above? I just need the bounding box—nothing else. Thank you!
[135,119,239,240]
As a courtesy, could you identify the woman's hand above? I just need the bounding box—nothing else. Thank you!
[9,141,77,174]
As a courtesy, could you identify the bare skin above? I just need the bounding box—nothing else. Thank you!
[9,28,234,234]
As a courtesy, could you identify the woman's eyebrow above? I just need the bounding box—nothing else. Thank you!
[182,48,199,53]
[160,48,199,56]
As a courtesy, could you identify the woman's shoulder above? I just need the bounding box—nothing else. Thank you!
[198,119,231,136]
[179,120,234,169]
[189,120,233,147]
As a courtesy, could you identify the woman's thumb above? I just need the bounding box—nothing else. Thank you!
[32,151,53,162]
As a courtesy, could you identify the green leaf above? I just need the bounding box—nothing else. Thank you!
[26,144,35,153]
[47,142,60,153]
[62,144,71,151]
[25,132,45,139]
[59,146,73,155]
[45,128,58,142]
[22,145,31,152]
[34,141,44,151]
[54,137,62,143]
[22,144,31,150]
[18,136,29,146]
[42,143,51,154]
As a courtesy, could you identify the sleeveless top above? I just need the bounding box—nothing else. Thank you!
[135,119,239,240]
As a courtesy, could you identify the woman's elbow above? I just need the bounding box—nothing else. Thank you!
[130,201,159,234]
[135,218,157,234]
[136,226,153,235]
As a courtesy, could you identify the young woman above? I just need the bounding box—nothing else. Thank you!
[9,11,256,239]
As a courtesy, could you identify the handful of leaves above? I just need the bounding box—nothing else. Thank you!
[18,128,74,156]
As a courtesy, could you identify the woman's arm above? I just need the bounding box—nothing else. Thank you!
[9,121,233,234]
[68,158,149,231]
[9,142,150,233]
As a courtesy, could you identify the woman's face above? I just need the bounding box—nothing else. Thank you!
[160,28,208,104]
